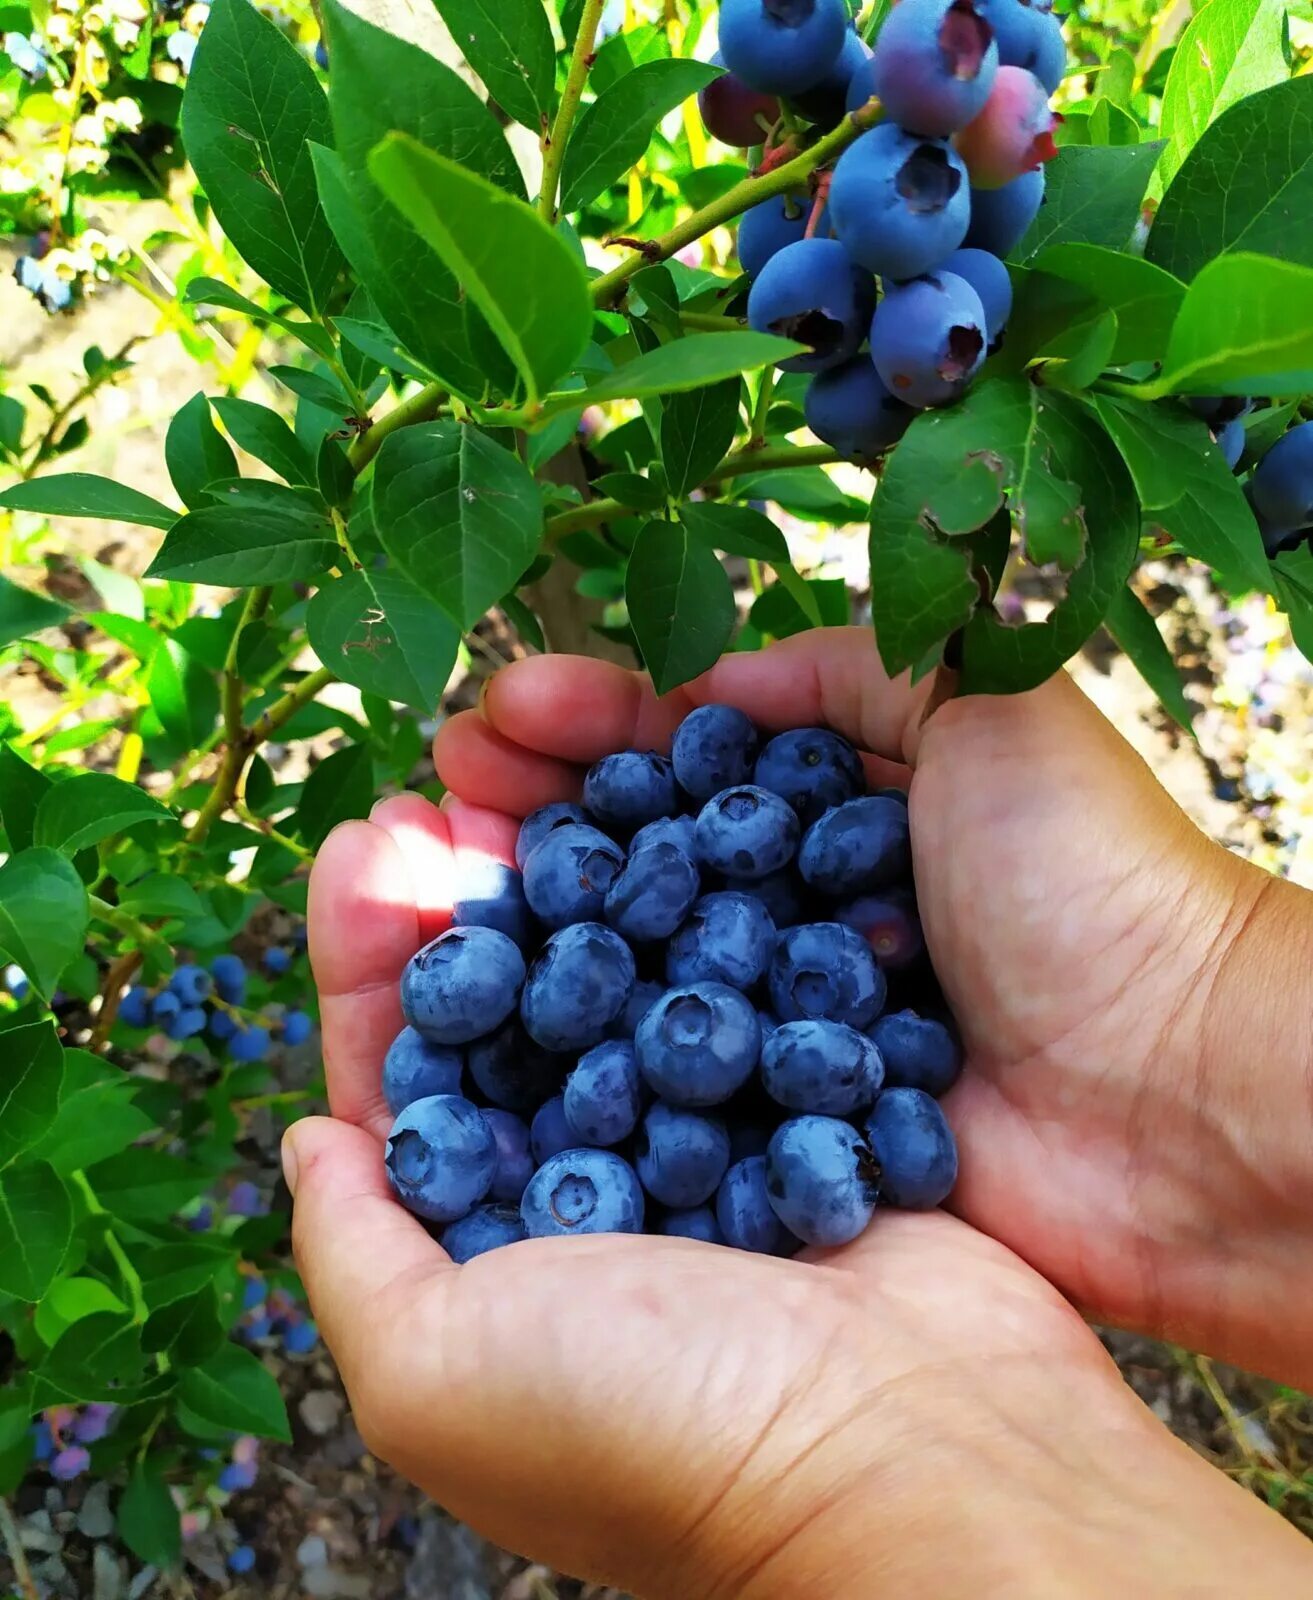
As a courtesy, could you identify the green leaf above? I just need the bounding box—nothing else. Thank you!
[82,1150,209,1221]
[119,1463,182,1569]
[332,315,433,383]
[270,364,351,417]
[559,58,720,212]
[0,473,177,530]
[31,1053,154,1176]
[0,574,68,646]
[593,471,667,510]
[138,1242,238,1310]
[308,569,460,712]
[118,874,206,920]
[750,576,848,638]
[294,743,374,848]
[210,397,315,485]
[578,332,802,407]
[1156,0,1288,191]
[164,393,238,510]
[34,1314,161,1406]
[144,1285,227,1367]
[147,641,220,749]
[679,499,821,624]
[660,378,740,499]
[0,745,52,853]
[728,465,867,524]
[0,849,89,998]
[1149,78,1313,280]
[0,394,25,459]
[180,0,342,312]
[431,0,556,131]
[367,132,592,406]
[317,434,355,510]
[0,1162,72,1301]
[181,277,336,360]
[1016,143,1163,260]
[34,772,175,855]
[0,1020,63,1169]
[1104,584,1197,734]
[372,421,543,629]
[146,499,338,586]
[1039,307,1118,393]
[625,520,737,694]
[34,1277,128,1348]
[1029,245,1185,364]
[1092,393,1271,589]
[178,1342,292,1442]
[1134,254,1313,399]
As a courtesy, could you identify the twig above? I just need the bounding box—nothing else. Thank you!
[348,382,447,472]
[539,0,609,223]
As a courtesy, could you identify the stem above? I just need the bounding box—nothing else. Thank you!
[749,366,776,447]
[539,0,609,223]
[233,802,315,863]
[331,507,362,569]
[70,1170,148,1325]
[88,897,170,958]
[679,310,745,332]
[250,666,337,744]
[21,337,143,478]
[348,382,446,472]
[589,97,882,307]
[0,1498,39,1600]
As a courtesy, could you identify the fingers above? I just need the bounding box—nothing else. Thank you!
[481,656,693,763]
[434,711,584,814]
[369,793,456,941]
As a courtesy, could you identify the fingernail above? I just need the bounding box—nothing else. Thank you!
[281,1131,300,1198]
[476,674,493,716]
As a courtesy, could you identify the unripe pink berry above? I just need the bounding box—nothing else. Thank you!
[954,65,1058,189]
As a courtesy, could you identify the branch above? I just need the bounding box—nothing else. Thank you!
[589,97,882,308]
[539,0,609,224]
[348,381,447,472]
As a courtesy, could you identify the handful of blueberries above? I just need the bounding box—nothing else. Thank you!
[381,706,961,1262]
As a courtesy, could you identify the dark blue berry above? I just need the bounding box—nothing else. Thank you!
[522,824,626,930]
[467,1017,568,1114]
[694,785,800,879]
[630,813,697,859]
[718,0,850,96]
[483,1108,535,1202]
[761,1018,884,1114]
[401,927,525,1045]
[754,727,863,824]
[441,1202,527,1262]
[583,751,679,834]
[835,890,924,970]
[672,704,760,801]
[865,1086,958,1207]
[521,1149,645,1236]
[765,1115,878,1245]
[564,1039,642,1146]
[635,1102,731,1207]
[383,1026,463,1116]
[210,954,246,1004]
[747,238,876,374]
[520,923,636,1052]
[635,982,762,1106]
[666,891,776,992]
[716,1155,783,1252]
[452,859,533,949]
[604,842,701,943]
[769,922,886,1028]
[867,1009,962,1096]
[169,963,213,1005]
[660,1205,726,1243]
[385,1095,496,1223]
[798,795,912,897]
[515,802,590,870]
[531,1093,579,1164]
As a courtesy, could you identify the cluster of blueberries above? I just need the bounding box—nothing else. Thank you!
[382,705,961,1259]
[29,1404,115,1482]
[697,0,1062,459]
[117,947,312,1060]
[235,1272,319,1355]
[1227,416,1313,561]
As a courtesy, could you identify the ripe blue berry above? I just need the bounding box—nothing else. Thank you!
[264,946,291,975]
[870,270,987,409]
[515,802,590,870]
[385,1094,496,1223]
[962,167,1044,256]
[765,1115,879,1245]
[441,1202,527,1262]
[564,1038,643,1146]
[660,1205,726,1243]
[522,824,625,929]
[798,794,912,897]
[604,841,701,943]
[401,926,525,1045]
[151,991,181,1027]
[865,1086,958,1207]
[612,976,667,1039]
[210,953,246,1004]
[520,923,636,1052]
[716,1155,784,1252]
[452,858,533,949]
[531,1094,578,1164]
[738,868,806,929]
[788,25,870,129]
[1217,416,1246,472]
[635,1102,731,1207]
[521,1148,645,1236]
[829,124,970,280]
[754,726,863,824]
[940,246,1013,341]
[747,238,876,374]
[699,51,781,145]
[118,985,151,1028]
[583,751,679,833]
[835,889,924,970]
[1023,7,1065,93]
[383,1026,463,1116]
[672,704,760,800]
[867,1008,963,1096]
[483,1108,535,1202]
[718,0,850,97]
[694,785,801,879]
[666,891,777,992]
[209,1010,238,1042]
[467,1017,567,1115]
[169,963,213,1006]
[770,922,886,1028]
[635,982,762,1106]
[761,1018,884,1114]
[168,1006,209,1042]
[804,357,913,464]
[630,813,697,859]
[282,1009,313,1046]
[1250,423,1313,531]
[737,192,813,278]
[864,0,998,138]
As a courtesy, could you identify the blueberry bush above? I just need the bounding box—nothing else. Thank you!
[2,0,1313,1570]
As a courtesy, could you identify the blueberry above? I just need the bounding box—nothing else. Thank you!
[737,191,813,278]
[218,1459,256,1493]
[666,891,777,991]
[630,813,698,859]
[530,1093,578,1165]
[515,801,590,870]
[804,358,913,464]
[283,1319,319,1354]
[611,976,667,1038]
[769,922,886,1028]
[118,985,151,1028]
[229,1023,271,1061]
[753,727,863,824]
[694,785,800,879]
[738,869,806,929]
[862,0,997,137]
[467,1017,568,1114]
[660,1205,726,1243]
[521,1148,646,1236]
[865,1086,958,1207]
[829,124,970,280]
[72,1403,116,1444]
[798,795,912,896]
[761,1018,884,1114]
[604,841,701,943]
[564,1039,643,1145]
[242,1276,266,1311]
[441,1201,528,1262]
[765,1115,878,1245]
[940,246,1013,342]
[169,963,213,1005]
[151,990,182,1027]
[747,238,876,374]
[1217,415,1246,472]
[210,953,246,1004]
[834,889,924,970]
[718,0,850,96]
[228,1546,257,1575]
[868,1009,962,1096]
[635,1102,731,1207]
[699,50,781,145]
[788,25,870,129]
[168,1005,209,1042]
[962,168,1045,256]
[482,1107,535,1201]
[1022,6,1065,92]
[636,982,762,1106]
[980,0,1062,88]
[264,946,291,975]
[452,858,533,949]
[520,923,636,1052]
[716,1155,784,1252]
[50,1446,91,1482]
[583,751,679,833]
[870,271,987,410]
[671,704,760,800]
[383,1026,463,1116]
[282,1009,314,1046]
[522,824,626,929]
[384,1094,496,1223]
[1250,423,1313,530]
[401,926,525,1045]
